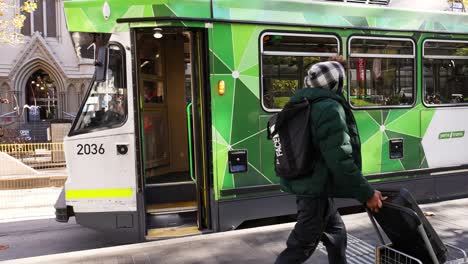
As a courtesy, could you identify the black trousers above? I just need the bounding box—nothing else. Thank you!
[275,197,347,264]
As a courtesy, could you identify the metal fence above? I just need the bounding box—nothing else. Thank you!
[0,143,66,170]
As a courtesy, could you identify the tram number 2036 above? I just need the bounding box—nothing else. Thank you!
[77,144,105,155]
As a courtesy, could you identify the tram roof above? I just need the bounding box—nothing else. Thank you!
[64,0,468,34]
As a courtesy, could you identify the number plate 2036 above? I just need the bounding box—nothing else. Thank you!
[77,144,105,155]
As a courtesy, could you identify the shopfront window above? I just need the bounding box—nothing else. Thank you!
[71,44,127,135]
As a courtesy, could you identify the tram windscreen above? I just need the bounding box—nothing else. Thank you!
[70,44,127,135]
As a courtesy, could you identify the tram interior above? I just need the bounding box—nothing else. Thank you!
[136,29,198,237]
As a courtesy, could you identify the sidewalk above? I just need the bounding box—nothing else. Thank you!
[0,168,66,222]
[2,198,468,264]
[0,187,62,223]
[0,169,67,190]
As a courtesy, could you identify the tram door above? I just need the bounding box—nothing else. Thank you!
[135,28,209,239]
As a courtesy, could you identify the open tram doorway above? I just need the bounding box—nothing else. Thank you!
[134,28,209,239]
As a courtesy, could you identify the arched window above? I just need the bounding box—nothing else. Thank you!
[20,0,57,37]
[26,70,58,121]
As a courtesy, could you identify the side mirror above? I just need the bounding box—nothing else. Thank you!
[95,46,108,82]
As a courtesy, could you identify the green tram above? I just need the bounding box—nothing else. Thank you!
[57,0,468,242]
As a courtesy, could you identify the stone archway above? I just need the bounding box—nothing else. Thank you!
[25,69,59,121]
[13,59,65,121]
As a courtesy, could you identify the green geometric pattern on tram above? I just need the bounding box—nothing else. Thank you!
[121,6,149,20]
[354,111,380,145]
[212,54,232,75]
[212,24,235,70]
[207,22,437,196]
[385,130,421,171]
[65,8,96,32]
[209,24,275,196]
[212,124,229,198]
[434,22,448,32]
[381,133,405,172]
[420,151,429,169]
[231,79,261,163]
[211,75,235,144]
[385,107,421,138]
[71,4,115,32]
[303,13,350,27]
[382,110,390,125]
[230,81,266,188]
[152,4,176,17]
[230,128,274,188]
[421,109,436,138]
[361,130,383,174]
[165,1,211,18]
[237,26,264,73]
[230,132,260,173]
[234,163,273,188]
[343,16,369,28]
[232,24,257,69]
[65,0,468,33]
[241,65,259,77]
[384,108,408,126]
[238,75,260,99]
[222,164,234,192]
[215,141,229,191]
[359,105,424,174]
[366,17,377,28]
[367,110,383,125]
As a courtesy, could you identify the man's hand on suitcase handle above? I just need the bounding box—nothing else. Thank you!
[366,190,387,213]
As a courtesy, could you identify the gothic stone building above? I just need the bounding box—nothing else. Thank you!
[0,0,94,143]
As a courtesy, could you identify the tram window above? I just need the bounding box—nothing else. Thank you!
[261,33,339,110]
[423,40,468,105]
[348,37,415,108]
[71,44,127,135]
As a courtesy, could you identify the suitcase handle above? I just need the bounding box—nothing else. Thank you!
[366,202,422,244]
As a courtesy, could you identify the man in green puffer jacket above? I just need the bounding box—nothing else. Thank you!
[275,58,386,264]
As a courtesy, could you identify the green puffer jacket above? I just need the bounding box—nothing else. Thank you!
[279,88,374,203]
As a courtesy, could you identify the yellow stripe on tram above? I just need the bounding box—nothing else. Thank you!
[65,188,133,199]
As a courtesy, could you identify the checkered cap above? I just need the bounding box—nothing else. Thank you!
[304,61,345,94]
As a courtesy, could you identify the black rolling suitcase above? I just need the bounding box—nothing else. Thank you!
[369,188,448,264]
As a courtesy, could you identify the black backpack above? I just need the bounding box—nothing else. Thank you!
[267,97,325,179]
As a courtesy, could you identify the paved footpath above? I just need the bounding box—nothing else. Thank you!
[0,187,62,223]
[2,198,468,264]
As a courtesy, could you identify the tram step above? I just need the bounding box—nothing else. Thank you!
[145,171,191,183]
[147,209,196,229]
[145,183,196,204]
[147,201,197,215]
[146,225,201,240]
[145,181,195,188]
